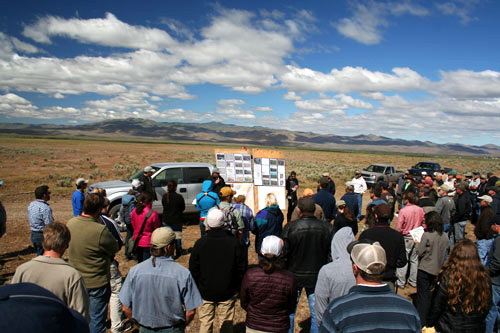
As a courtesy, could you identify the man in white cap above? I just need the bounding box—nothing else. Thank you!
[120,227,202,331]
[138,166,156,200]
[320,240,421,332]
[189,208,245,333]
[211,167,226,197]
[351,171,367,220]
[72,177,88,216]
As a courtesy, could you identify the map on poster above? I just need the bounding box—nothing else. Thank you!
[253,158,286,187]
[216,153,253,182]
[257,186,286,210]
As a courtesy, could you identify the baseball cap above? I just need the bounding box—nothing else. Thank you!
[490,216,500,226]
[302,188,314,197]
[478,195,493,204]
[438,184,450,192]
[336,200,346,207]
[322,172,330,177]
[75,178,89,186]
[144,166,154,173]
[213,167,220,174]
[355,170,361,175]
[345,181,354,187]
[260,235,283,256]
[150,227,176,248]
[347,240,387,274]
[206,208,225,229]
[219,186,236,197]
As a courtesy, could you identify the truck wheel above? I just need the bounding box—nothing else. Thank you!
[109,204,121,220]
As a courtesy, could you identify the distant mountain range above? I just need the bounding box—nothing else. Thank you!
[1,118,499,156]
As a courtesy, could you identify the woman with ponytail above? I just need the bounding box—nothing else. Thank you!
[131,192,160,262]
[240,236,297,332]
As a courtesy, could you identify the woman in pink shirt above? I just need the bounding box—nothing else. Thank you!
[131,192,160,262]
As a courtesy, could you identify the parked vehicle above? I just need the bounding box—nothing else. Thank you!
[361,164,405,188]
[88,162,214,220]
[408,162,451,179]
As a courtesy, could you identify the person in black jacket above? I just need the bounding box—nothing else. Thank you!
[138,166,157,200]
[162,180,186,259]
[488,186,500,216]
[314,177,337,222]
[211,168,226,197]
[286,171,299,222]
[428,238,491,332]
[282,196,332,332]
[358,203,407,289]
[451,183,472,246]
[189,208,245,333]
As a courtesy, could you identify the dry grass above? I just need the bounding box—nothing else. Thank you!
[0,136,498,332]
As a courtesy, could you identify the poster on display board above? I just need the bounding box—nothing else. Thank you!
[228,183,255,214]
[216,152,253,183]
[257,186,286,211]
[253,158,286,187]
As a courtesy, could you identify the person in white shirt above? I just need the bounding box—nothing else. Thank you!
[351,171,367,220]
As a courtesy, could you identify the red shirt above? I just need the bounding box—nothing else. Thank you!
[396,204,425,236]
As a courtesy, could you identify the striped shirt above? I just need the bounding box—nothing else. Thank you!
[28,200,54,232]
[319,284,421,332]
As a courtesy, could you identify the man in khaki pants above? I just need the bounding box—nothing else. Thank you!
[189,208,245,332]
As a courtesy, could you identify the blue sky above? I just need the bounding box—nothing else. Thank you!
[1,0,499,146]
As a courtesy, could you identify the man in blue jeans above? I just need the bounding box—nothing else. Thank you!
[67,193,119,333]
[487,216,500,332]
[282,197,333,332]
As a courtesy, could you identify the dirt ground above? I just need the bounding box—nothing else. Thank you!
[0,136,497,332]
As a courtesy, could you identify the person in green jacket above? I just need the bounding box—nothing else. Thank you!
[67,193,119,333]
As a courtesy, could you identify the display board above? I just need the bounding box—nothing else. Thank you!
[253,158,286,186]
[216,152,253,183]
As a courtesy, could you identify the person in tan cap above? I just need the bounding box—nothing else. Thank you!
[217,186,244,238]
[290,188,325,223]
[319,240,421,332]
[120,227,202,331]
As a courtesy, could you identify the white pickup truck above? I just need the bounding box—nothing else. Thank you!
[88,162,215,219]
[361,164,405,188]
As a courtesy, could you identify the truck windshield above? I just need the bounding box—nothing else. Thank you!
[415,163,436,169]
[365,165,386,173]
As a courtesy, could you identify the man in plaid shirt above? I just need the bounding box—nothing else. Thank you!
[234,195,254,271]
[27,185,54,255]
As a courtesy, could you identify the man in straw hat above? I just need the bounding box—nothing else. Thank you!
[320,240,420,332]
[120,227,202,332]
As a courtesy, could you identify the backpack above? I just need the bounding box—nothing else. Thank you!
[120,197,136,223]
[219,205,239,237]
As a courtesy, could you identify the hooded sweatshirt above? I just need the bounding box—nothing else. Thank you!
[314,227,356,324]
[196,180,220,218]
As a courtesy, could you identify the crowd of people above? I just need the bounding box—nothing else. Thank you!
[1,165,500,333]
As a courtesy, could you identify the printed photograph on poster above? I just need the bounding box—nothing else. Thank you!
[243,155,251,161]
[270,159,277,166]
[226,168,235,176]
[278,159,285,166]
[216,160,226,168]
[258,186,286,210]
[235,162,243,168]
[236,169,243,174]
[253,163,262,186]
[217,153,225,160]
[243,162,251,168]
[236,176,245,182]
[235,154,243,161]
[228,176,235,182]
[279,180,284,186]
[225,153,235,161]
[254,158,262,165]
